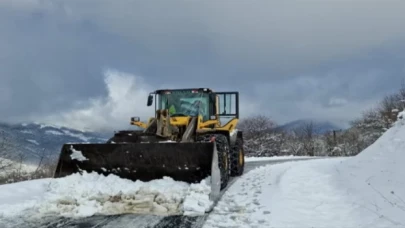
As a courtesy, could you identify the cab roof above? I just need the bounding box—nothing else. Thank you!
[154,88,213,94]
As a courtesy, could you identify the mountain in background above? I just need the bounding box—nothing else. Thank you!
[0,118,343,164]
[0,122,110,165]
[276,119,344,134]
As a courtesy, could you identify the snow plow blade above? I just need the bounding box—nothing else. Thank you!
[53,142,220,194]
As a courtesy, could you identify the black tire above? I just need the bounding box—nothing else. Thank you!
[196,133,230,190]
[230,136,244,176]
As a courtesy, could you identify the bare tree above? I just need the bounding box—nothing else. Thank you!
[292,121,317,156]
[238,115,277,137]
[378,94,401,128]
[281,133,303,156]
[323,128,362,157]
[238,115,284,156]
[0,130,14,171]
[342,81,405,157]
[342,128,362,156]
[0,129,56,184]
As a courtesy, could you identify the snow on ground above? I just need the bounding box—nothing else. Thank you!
[0,172,213,220]
[331,112,405,227]
[244,155,313,162]
[2,111,405,227]
[204,112,405,228]
[203,158,351,228]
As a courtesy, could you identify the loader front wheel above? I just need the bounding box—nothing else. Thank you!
[196,133,230,190]
[230,137,244,176]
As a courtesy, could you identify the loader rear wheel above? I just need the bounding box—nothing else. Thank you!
[196,133,230,190]
[230,137,244,176]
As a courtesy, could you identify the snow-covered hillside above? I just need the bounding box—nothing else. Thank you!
[0,122,109,164]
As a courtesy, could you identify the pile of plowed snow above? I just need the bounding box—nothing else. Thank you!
[332,110,405,227]
[0,172,213,219]
[204,110,405,228]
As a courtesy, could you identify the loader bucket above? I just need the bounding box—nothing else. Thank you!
[53,142,220,187]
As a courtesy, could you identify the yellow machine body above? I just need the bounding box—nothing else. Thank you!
[54,88,245,199]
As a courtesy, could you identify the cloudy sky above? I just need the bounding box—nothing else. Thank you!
[1,0,405,131]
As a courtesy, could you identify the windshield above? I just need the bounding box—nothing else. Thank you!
[158,90,210,120]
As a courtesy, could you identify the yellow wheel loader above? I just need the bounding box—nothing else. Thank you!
[53,88,244,199]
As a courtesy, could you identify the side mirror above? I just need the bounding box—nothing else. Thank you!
[147,94,153,106]
[131,116,140,122]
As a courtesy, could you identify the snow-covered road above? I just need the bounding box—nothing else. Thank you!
[204,157,349,228]
[0,157,316,228]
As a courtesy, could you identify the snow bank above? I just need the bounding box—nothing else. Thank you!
[245,155,313,162]
[0,172,214,219]
[332,110,405,227]
[0,178,49,217]
[205,110,405,228]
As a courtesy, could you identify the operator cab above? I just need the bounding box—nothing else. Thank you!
[147,88,214,121]
[146,88,239,123]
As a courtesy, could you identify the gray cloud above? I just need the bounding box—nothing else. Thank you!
[62,0,405,73]
[253,68,393,126]
[38,68,262,131]
[1,0,405,130]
